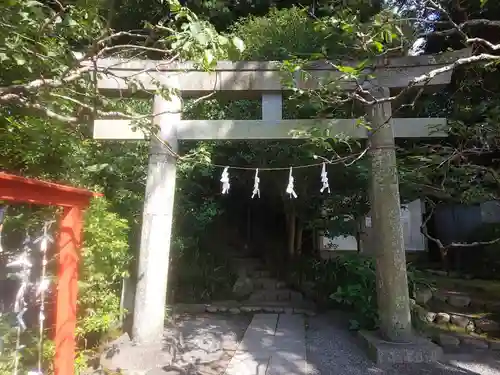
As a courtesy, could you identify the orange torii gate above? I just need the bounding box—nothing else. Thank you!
[0,172,100,375]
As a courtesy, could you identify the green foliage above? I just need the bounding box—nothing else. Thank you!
[0,0,245,126]
[170,238,235,302]
[290,254,427,329]
[77,197,131,343]
[231,7,337,60]
[0,314,55,375]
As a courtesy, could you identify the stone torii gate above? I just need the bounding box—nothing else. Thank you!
[91,49,466,362]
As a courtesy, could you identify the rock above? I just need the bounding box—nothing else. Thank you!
[435,333,460,348]
[173,304,207,314]
[462,337,489,349]
[425,269,448,277]
[232,276,254,298]
[484,301,500,311]
[425,311,437,323]
[435,312,451,325]
[415,288,433,305]
[229,307,240,314]
[276,281,287,289]
[489,341,500,350]
[294,308,308,315]
[410,298,416,307]
[267,306,285,313]
[434,291,449,303]
[450,314,471,328]
[475,318,500,334]
[100,338,172,374]
[277,290,291,301]
[206,305,218,313]
[414,304,436,323]
[240,306,261,313]
[290,291,303,303]
[466,321,476,333]
[448,295,471,308]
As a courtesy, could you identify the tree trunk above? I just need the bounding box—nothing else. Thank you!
[355,218,362,253]
[312,228,318,256]
[295,219,303,256]
[439,246,451,274]
[245,204,251,254]
[285,202,296,260]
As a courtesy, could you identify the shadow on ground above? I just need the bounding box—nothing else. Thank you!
[161,313,252,374]
[307,312,500,375]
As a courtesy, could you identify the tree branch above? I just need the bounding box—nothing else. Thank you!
[421,201,500,252]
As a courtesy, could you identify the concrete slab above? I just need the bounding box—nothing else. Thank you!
[237,313,278,352]
[224,352,270,375]
[224,314,278,375]
[268,314,307,375]
[359,330,443,366]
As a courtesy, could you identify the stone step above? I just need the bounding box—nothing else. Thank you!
[248,289,303,303]
[249,270,271,278]
[252,277,286,290]
[170,301,316,315]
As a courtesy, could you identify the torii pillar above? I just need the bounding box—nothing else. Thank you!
[132,93,181,345]
[358,85,442,363]
[368,86,412,342]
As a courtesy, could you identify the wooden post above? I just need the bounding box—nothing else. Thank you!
[132,93,181,345]
[54,206,83,375]
[367,86,412,343]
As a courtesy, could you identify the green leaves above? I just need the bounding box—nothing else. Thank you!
[85,163,110,173]
[203,48,215,66]
[231,36,245,53]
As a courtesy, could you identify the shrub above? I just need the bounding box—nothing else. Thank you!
[75,197,131,372]
[290,253,427,330]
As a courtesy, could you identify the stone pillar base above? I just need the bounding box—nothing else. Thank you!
[359,330,443,366]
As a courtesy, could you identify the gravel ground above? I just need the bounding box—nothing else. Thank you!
[306,312,500,375]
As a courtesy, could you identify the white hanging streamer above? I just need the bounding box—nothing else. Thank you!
[220,166,230,195]
[251,169,260,199]
[320,163,330,193]
[8,234,33,375]
[286,167,298,199]
[33,220,54,374]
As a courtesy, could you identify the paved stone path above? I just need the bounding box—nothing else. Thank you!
[225,313,308,375]
[224,311,500,375]
[100,311,500,374]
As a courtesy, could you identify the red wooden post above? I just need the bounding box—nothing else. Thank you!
[0,172,98,375]
[54,206,84,375]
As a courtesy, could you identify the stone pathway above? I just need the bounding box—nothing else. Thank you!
[225,313,308,375]
[99,311,500,374]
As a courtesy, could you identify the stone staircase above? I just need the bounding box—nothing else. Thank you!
[170,254,316,316]
[232,255,309,307]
